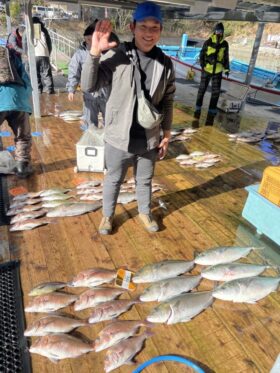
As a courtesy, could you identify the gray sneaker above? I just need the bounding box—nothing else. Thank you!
[99,216,113,235]
[16,161,33,178]
[138,213,159,232]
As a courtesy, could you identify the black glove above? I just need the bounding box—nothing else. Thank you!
[225,71,229,78]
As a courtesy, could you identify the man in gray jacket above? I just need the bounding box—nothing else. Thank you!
[81,1,175,235]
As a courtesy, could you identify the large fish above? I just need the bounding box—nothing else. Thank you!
[29,334,94,362]
[147,291,213,324]
[117,192,137,204]
[6,204,43,216]
[212,276,280,303]
[133,260,194,283]
[80,194,103,201]
[39,188,71,197]
[104,331,152,372]
[76,180,102,189]
[201,263,272,282]
[41,200,72,208]
[10,218,52,231]
[140,275,202,302]
[69,268,117,288]
[24,315,88,336]
[76,187,103,195]
[28,281,67,296]
[41,194,73,201]
[94,320,152,352]
[88,300,137,323]
[46,202,101,217]
[194,246,262,266]
[74,287,125,311]
[10,209,48,224]
[25,292,78,312]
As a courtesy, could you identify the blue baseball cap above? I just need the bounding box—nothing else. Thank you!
[133,1,162,24]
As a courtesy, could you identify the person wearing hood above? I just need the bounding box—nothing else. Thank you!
[6,24,26,60]
[67,21,119,128]
[194,22,230,125]
[81,1,175,235]
[0,46,33,178]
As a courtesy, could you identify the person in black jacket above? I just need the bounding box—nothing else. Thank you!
[194,23,230,125]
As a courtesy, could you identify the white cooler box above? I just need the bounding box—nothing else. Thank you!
[218,94,242,113]
[76,128,105,173]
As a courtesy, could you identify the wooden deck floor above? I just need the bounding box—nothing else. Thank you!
[1,92,280,373]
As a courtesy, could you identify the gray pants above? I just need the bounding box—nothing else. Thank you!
[0,111,32,162]
[83,94,106,128]
[103,143,158,217]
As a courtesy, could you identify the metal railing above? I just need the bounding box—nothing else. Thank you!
[49,29,80,68]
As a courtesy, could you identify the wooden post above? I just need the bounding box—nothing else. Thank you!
[5,0,12,35]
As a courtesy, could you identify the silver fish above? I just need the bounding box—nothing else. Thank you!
[80,194,103,201]
[10,218,52,231]
[117,192,136,204]
[183,128,198,134]
[69,268,117,288]
[213,276,280,303]
[24,315,88,336]
[140,275,202,302]
[104,331,152,372]
[41,194,73,201]
[88,300,137,324]
[60,110,83,117]
[195,162,216,169]
[74,287,125,311]
[76,187,103,195]
[25,292,78,312]
[9,200,26,210]
[147,291,213,324]
[133,260,194,283]
[25,198,42,205]
[46,202,101,217]
[95,320,152,352]
[201,263,271,282]
[175,154,191,161]
[189,151,205,157]
[39,188,71,197]
[11,193,29,202]
[194,246,262,266]
[41,200,72,208]
[29,334,94,362]
[6,204,42,216]
[28,281,67,296]
[180,159,198,166]
[10,209,48,224]
[76,180,102,189]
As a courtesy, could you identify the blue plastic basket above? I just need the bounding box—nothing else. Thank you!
[242,184,280,246]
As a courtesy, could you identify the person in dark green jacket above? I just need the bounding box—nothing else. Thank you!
[194,23,230,125]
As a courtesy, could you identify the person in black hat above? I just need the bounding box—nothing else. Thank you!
[67,21,119,127]
[194,22,230,125]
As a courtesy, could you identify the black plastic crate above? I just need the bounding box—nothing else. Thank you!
[0,260,31,372]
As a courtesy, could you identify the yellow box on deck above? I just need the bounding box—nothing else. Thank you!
[259,166,280,206]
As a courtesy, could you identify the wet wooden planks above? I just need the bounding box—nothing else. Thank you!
[1,95,280,373]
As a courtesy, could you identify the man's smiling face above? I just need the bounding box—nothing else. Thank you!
[131,18,162,53]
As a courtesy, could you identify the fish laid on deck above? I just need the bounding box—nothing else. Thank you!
[201,263,273,282]
[69,268,117,287]
[212,276,280,303]
[194,246,262,265]
[10,218,52,231]
[88,300,138,323]
[140,275,202,302]
[24,315,88,336]
[94,320,152,352]
[74,287,126,311]
[104,331,152,372]
[25,292,78,312]
[10,209,48,224]
[29,334,94,362]
[133,260,194,283]
[46,202,101,217]
[28,281,67,296]
[147,291,213,324]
